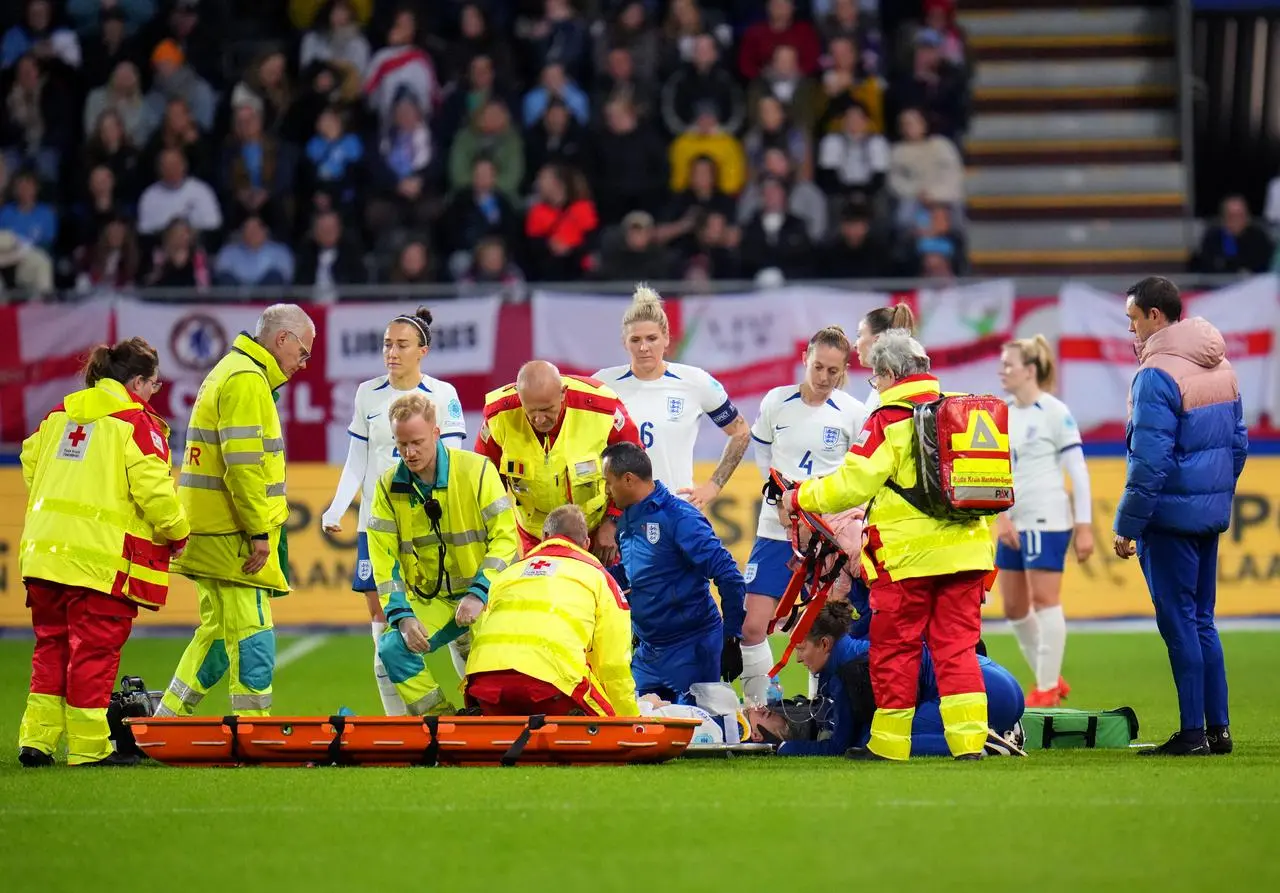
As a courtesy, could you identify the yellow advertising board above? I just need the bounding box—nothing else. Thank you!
[2,458,1278,629]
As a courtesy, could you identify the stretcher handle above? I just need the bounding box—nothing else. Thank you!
[501,714,547,767]
[420,715,440,767]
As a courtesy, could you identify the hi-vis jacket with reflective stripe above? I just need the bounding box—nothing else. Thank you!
[172,333,291,592]
[20,379,190,609]
[797,375,994,583]
[466,537,640,717]
[369,442,519,625]
[476,375,641,537]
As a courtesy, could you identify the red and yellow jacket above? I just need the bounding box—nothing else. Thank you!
[466,536,640,716]
[476,375,641,538]
[797,375,994,583]
[20,378,190,608]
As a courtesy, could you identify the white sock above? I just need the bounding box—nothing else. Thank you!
[372,621,407,716]
[1008,613,1040,684]
[741,640,775,706]
[1034,605,1067,692]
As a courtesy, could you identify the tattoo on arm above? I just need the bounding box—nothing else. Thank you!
[710,418,751,489]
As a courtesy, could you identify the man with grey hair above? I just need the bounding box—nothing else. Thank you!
[464,503,641,717]
[155,304,316,718]
[779,326,997,762]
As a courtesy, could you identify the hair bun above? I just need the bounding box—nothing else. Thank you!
[415,306,434,326]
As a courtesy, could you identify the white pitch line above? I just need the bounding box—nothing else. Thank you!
[275,634,329,669]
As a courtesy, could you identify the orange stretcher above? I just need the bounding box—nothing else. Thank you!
[126,714,701,767]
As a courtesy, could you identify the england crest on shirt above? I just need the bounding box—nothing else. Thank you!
[645,522,661,544]
[822,426,841,450]
[666,396,685,420]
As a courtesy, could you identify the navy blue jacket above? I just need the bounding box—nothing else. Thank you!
[612,482,747,645]
[1115,319,1249,539]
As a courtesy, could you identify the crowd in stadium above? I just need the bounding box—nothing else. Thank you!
[0,0,973,299]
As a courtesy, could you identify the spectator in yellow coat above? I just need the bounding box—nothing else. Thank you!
[670,105,747,196]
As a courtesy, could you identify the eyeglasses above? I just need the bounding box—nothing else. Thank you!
[145,378,164,393]
[867,375,879,389]
[286,330,312,364]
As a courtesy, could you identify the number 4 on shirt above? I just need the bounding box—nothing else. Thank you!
[798,450,813,474]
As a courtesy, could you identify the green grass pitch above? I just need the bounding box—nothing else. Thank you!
[2,630,1278,892]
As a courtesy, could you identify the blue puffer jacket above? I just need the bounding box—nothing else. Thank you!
[1114,317,1249,539]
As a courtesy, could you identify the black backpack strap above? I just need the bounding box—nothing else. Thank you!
[223,715,243,763]
[501,714,547,767]
[419,715,440,767]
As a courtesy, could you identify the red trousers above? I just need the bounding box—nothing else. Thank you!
[868,570,986,710]
[27,580,137,708]
[467,670,599,716]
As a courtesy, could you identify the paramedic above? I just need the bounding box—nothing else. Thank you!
[466,505,640,717]
[781,330,994,761]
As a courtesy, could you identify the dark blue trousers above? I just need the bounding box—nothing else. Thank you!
[1137,531,1230,731]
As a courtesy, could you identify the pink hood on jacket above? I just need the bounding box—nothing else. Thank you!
[1130,317,1239,417]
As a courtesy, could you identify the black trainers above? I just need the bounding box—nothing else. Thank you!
[72,750,142,767]
[844,746,891,761]
[1207,725,1233,755]
[1138,730,1210,757]
[18,746,54,768]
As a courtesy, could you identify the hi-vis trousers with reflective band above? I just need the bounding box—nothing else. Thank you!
[19,580,137,764]
[376,595,467,716]
[156,578,276,717]
[867,570,989,760]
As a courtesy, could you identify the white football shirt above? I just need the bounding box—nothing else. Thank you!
[348,373,466,529]
[593,362,739,492]
[1007,393,1083,532]
[751,386,868,540]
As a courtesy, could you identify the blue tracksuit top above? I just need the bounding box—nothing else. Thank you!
[612,481,747,645]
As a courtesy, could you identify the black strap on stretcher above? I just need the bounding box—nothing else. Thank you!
[501,714,546,767]
[761,469,854,677]
[326,715,352,766]
[419,716,440,767]
[222,715,244,765]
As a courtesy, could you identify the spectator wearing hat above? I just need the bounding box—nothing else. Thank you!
[144,38,214,131]
[592,99,669,226]
[213,215,295,286]
[139,0,222,88]
[738,0,821,81]
[0,228,53,298]
[669,104,747,196]
[888,28,966,141]
[661,33,744,136]
[595,210,677,281]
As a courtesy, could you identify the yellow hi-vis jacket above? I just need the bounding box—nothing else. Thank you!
[20,379,190,609]
[477,375,640,538]
[466,537,640,716]
[797,375,994,583]
[368,442,520,626]
[173,333,291,593]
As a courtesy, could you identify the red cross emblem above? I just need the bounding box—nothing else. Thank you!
[529,560,552,570]
[68,426,88,446]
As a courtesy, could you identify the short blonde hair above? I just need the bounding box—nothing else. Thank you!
[388,392,437,426]
[621,284,670,336]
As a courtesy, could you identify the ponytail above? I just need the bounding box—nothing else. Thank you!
[806,600,855,643]
[82,337,158,388]
[1005,334,1057,390]
[863,302,917,337]
[806,324,852,388]
[621,283,671,336]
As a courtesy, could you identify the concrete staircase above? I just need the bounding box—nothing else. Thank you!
[960,0,1190,275]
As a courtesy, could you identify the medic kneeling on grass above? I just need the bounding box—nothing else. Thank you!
[465,505,641,717]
